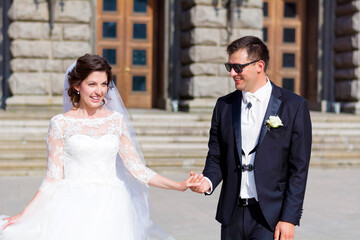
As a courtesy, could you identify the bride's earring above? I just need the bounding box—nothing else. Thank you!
[77,91,80,95]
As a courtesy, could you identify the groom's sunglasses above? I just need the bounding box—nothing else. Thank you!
[224,60,260,73]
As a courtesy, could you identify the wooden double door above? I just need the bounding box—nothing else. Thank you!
[263,0,306,96]
[96,0,155,108]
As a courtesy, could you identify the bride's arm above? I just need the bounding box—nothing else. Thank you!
[3,118,64,230]
[148,173,201,191]
[118,117,199,191]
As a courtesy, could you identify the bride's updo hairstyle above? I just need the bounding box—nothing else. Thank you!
[67,54,112,108]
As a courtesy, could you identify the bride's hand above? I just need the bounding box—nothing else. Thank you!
[177,174,203,192]
[2,214,22,230]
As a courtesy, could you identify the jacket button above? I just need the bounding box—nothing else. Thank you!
[237,165,241,169]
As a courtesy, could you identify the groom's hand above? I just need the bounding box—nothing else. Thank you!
[274,221,295,240]
[189,172,210,194]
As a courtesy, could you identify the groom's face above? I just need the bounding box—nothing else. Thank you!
[228,49,259,93]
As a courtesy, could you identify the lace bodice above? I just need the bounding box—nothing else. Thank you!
[39,112,156,191]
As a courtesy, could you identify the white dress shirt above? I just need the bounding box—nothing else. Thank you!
[204,78,272,198]
[240,79,272,200]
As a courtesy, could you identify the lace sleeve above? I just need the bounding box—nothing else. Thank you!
[118,117,156,186]
[39,117,64,191]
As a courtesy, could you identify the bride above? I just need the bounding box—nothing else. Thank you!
[0,54,202,239]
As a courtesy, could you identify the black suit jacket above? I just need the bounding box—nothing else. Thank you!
[203,82,312,231]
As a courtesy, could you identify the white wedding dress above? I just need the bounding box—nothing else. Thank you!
[0,111,160,240]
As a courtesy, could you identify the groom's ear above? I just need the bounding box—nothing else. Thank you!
[256,60,265,74]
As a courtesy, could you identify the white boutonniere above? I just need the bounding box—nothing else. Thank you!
[265,115,283,130]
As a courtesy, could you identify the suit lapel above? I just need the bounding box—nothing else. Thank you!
[257,83,282,147]
[232,91,243,162]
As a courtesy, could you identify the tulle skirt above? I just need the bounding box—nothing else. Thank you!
[0,178,154,240]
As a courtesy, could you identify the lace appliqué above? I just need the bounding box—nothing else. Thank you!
[118,118,156,185]
[39,118,64,192]
[39,112,156,191]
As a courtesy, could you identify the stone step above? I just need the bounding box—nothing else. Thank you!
[0,158,207,176]
[0,159,45,169]
[312,123,360,129]
[2,109,360,121]
[309,158,360,167]
[1,133,357,142]
[311,151,360,159]
[0,110,212,121]
[2,117,360,128]
[311,143,360,151]
[0,128,210,137]
[4,127,360,138]
[0,128,48,135]
[135,128,210,136]
[0,120,210,129]
[312,129,360,136]
[0,135,210,143]
[0,142,208,151]
[2,129,360,139]
[138,136,209,143]
[312,136,360,143]
[1,114,357,124]
[145,158,205,167]
[310,113,360,121]
[0,152,46,160]
[1,148,359,161]
[0,158,207,170]
[0,169,46,176]
[0,149,208,160]
[2,141,360,153]
[1,129,359,139]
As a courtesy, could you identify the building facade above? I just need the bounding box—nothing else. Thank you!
[1,0,360,113]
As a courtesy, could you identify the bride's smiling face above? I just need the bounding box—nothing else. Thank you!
[74,71,108,110]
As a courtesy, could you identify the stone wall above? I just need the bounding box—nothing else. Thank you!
[6,0,92,110]
[334,0,360,113]
[179,0,262,110]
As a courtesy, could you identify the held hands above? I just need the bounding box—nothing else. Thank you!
[177,174,203,192]
[274,221,295,240]
[189,171,211,194]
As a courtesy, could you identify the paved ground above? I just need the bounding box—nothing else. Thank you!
[0,166,359,239]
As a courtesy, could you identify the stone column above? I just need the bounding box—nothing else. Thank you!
[334,0,360,113]
[178,0,263,111]
[6,0,92,111]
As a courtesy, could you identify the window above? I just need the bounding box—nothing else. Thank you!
[103,0,116,11]
[263,28,268,42]
[283,78,294,92]
[133,24,147,39]
[134,0,147,13]
[282,53,295,68]
[103,22,117,38]
[263,2,268,17]
[103,49,116,65]
[284,3,296,18]
[283,28,296,43]
[132,76,146,91]
[132,50,146,65]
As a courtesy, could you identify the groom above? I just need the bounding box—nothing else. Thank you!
[191,36,312,240]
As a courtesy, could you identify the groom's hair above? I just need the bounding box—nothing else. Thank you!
[67,54,112,108]
[226,36,270,71]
